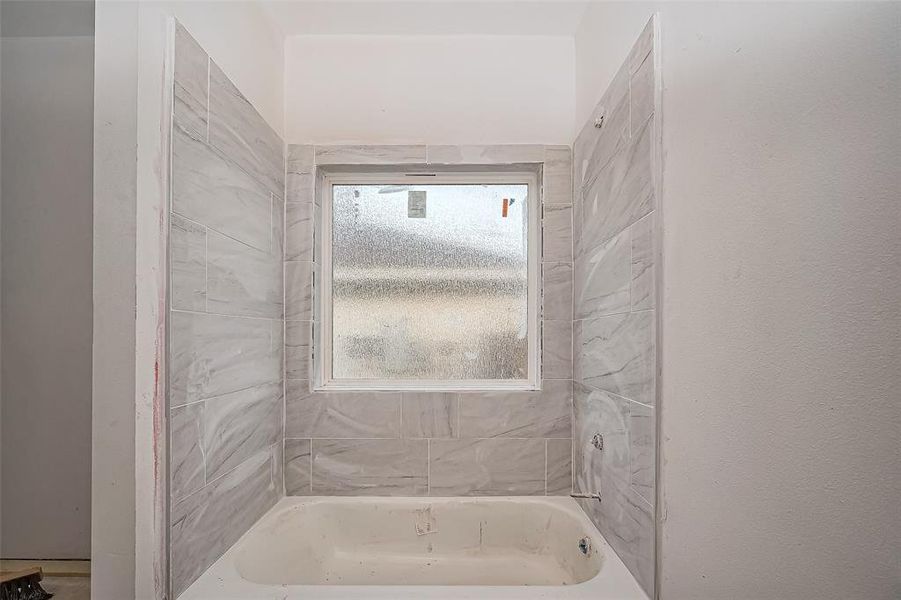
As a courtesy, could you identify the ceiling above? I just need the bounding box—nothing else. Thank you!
[258,1,590,37]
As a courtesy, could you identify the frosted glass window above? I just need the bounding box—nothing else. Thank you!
[327,181,532,383]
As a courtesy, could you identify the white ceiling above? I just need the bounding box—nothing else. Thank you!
[258,1,590,37]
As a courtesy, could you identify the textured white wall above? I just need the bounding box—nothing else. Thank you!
[1,30,94,559]
[576,3,901,599]
[284,35,574,145]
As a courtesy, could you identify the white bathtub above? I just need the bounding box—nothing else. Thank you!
[180,496,649,600]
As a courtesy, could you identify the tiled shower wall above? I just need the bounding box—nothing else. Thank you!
[572,17,658,595]
[283,145,574,496]
[167,24,285,597]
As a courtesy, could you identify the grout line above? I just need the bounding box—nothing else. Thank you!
[170,396,207,410]
[628,61,634,138]
[570,417,575,495]
[309,438,313,494]
[170,308,282,322]
[629,220,634,311]
[172,212,270,255]
[626,397,656,410]
[573,308,640,323]
[579,208,655,257]
[427,439,431,496]
[203,224,209,313]
[199,402,207,486]
[172,444,269,506]
[578,379,650,407]
[569,146,577,498]
[269,191,274,255]
[281,193,287,498]
[170,379,281,411]
[205,56,210,143]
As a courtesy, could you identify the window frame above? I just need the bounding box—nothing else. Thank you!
[316,169,541,392]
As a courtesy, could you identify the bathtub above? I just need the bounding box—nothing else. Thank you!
[179,496,649,600]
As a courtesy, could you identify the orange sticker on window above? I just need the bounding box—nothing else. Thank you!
[502,198,509,217]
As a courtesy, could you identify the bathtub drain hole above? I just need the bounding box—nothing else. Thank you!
[578,537,591,555]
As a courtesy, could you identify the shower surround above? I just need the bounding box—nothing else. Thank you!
[283,144,575,498]
[167,24,286,597]
[161,19,661,600]
[571,17,659,596]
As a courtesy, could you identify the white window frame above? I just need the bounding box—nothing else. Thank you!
[316,170,541,392]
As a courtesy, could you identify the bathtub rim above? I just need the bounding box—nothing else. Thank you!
[179,495,650,600]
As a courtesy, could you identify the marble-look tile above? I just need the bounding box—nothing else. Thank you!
[571,21,657,596]
[429,438,545,496]
[285,320,311,380]
[270,318,283,355]
[542,320,572,379]
[630,213,655,311]
[314,169,327,206]
[311,261,322,321]
[285,261,312,320]
[170,449,277,597]
[271,194,284,258]
[427,144,545,165]
[572,320,583,383]
[401,393,458,438]
[628,16,655,74]
[172,127,271,252]
[311,321,323,388]
[458,380,571,438]
[573,384,631,494]
[170,215,206,312]
[542,262,573,321]
[573,125,592,192]
[315,145,426,165]
[547,438,573,496]
[270,440,284,495]
[285,202,313,261]
[573,176,584,250]
[542,204,572,262]
[208,62,284,195]
[312,202,322,262]
[284,438,312,495]
[206,230,282,318]
[170,311,280,406]
[285,385,401,438]
[287,144,314,175]
[170,402,204,501]
[630,45,654,135]
[574,63,630,190]
[575,476,654,595]
[543,146,572,205]
[579,311,655,405]
[312,439,428,496]
[287,171,315,205]
[581,118,654,249]
[173,24,208,140]
[203,382,283,482]
[575,227,631,319]
[630,402,655,505]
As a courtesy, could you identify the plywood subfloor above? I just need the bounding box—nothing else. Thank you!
[1,560,90,600]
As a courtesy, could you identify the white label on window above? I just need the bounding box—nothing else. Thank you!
[408,190,427,218]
